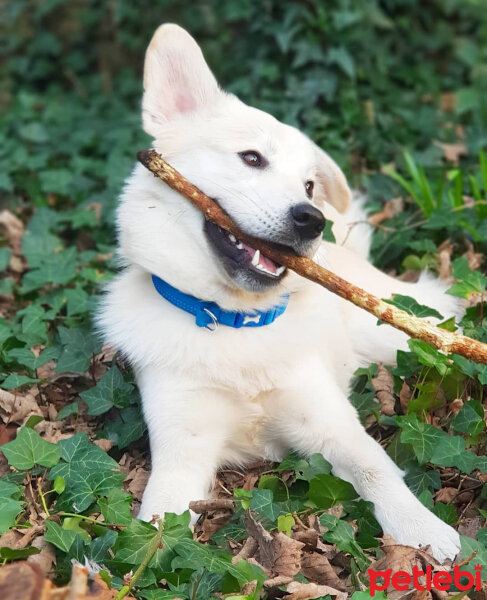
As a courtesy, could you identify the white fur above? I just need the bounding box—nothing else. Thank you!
[97,24,461,562]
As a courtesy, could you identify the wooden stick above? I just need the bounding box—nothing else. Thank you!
[137,149,487,365]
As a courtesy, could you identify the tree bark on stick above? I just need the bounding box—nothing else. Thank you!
[137,149,487,365]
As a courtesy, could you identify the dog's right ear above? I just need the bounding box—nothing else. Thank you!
[142,24,221,135]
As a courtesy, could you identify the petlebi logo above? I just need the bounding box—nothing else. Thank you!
[368,564,483,596]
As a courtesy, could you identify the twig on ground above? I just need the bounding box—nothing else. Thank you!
[189,498,234,513]
[138,149,487,365]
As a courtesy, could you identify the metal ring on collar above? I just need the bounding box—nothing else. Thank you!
[202,308,219,332]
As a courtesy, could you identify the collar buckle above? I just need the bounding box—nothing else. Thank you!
[201,307,219,332]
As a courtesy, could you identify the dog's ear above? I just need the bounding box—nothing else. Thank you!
[314,145,351,214]
[142,24,221,135]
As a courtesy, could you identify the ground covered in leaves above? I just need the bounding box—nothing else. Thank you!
[2,1,487,599]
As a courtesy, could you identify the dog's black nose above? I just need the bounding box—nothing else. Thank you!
[291,203,325,239]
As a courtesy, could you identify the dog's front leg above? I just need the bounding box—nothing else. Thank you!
[136,365,232,522]
[268,358,460,562]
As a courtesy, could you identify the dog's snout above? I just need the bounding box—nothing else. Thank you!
[291,203,325,240]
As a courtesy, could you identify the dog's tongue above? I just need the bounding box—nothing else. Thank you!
[241,243,280,274]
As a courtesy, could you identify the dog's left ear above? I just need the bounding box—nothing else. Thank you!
[142,24,222,136]
[313,145,351,214]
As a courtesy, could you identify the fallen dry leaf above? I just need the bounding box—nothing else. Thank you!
[0,561,44,600]
[0,210,24,255]
[399,381,413,413]
[27,536,56,577]
[435,140,468,165]
[368,198,404,227]
[0,388,41,424]
[123,465,149,502]
[440,92,456,113]
[463,239,483,271]
[93,438,114,452]
[300,551,346,589]
[371,363,396,415]
[450,398,464,416]
[246,512,304,577]
[437,239,454,282]
[286,580,347,600]
[435,487,457,503]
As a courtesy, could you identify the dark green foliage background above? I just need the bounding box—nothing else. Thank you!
[4,0,487,218]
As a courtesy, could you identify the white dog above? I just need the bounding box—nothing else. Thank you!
[98,24,461,562]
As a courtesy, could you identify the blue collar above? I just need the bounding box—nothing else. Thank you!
[151,274,289,331]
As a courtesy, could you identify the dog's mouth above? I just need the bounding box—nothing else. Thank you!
[204,220,288,290]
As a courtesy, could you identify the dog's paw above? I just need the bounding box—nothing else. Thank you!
[376,503,460,563]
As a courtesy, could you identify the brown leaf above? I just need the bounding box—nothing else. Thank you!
[371,364,396,415]
[434,487,457,503]
[0,388,42,425]
[300,551,346,589]
[27,536,56,577]
[371,535,419,574]
[463,240,483,271]
[0,561,44,600]
[93,439,114,452]
[124,466,149,502]
[246,512,304,577]
[437,240,454,282]
[435,141,468,165]
[368,198,404,227]
[0,210,24,255]
[450,398,464,416]
[399,381,413,413]
[0,530,23,549]
[286,581,347,600]
[440,92,456,113]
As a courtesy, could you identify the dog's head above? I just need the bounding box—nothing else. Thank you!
[118,24,351,307]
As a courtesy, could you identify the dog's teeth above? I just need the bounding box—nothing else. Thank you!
[229,234,237,243]
[251,249,260,266]
[276,266,286,276]
[236,243,243,250]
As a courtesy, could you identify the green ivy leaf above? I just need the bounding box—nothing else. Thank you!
[452,400,484,436]
[405,465,441,495]
[249,489,280,522]
[277,513,295,536]
[385,294,443,319]
[1,427,61,470]
[86,529,118,563]
[430,435,479,474]
[447,258,487,299]
[98,488,133,525]
[308,474,358,509]
[80,365,133,416]
[56,401,79,420]
[397,414,443,464]
[407,340,452,376]
[0,248,11,271]
[320,514,369,568]
[56,327,102,373]
[1,374,40,389]
[45,521,80,553]
[49,433,124,512]
[0,481,24,534]
[0,546,40,560]
[8,346,58,371]
[103,405,145,448]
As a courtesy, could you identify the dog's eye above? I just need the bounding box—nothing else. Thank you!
[239,151,267,168]
[305,180,314,198]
